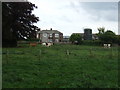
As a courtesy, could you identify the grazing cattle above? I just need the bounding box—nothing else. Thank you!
[107,44,111,48]
[41,42,53,47]
[47,43,53,47]
[42,43,46,46]
[103,44,111,48]
[103,44,107,48]
[30,43,37,47]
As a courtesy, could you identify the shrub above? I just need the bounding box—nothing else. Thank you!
[69,34,82,45]
[26,38,40,42]
[82,40,102,46]
[98,30,117,44]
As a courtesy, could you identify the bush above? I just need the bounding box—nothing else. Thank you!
[69,34,82,45]
[82,40,102,46]
[26,38,40,42]
[98,30,117,44]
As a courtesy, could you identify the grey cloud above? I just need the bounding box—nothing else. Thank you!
[59,16,72,22]
[70,2,118,22]
[80,2,118,10]
[81,2,118,22]
[69,1,81,13]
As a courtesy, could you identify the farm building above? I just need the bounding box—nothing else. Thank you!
[72,28,98,40]
[84,28,92,40]
[36,28,63,43]
[62,36,70,43]
[92,34,99,40]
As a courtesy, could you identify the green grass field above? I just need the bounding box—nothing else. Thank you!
[2,44,119,88]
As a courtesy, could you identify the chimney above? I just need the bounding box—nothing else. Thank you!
[50,28,52,30]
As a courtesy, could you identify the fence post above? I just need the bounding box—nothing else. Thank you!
[6,49,9,64]
[111,47,113,58]
[89,48,92,55]
[39,50,41,61]
[66,50,69,60]
[67,50,69,56]
[89,48,94,57]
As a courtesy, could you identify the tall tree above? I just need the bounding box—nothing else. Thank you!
[2,2,39,47]
[69,34,82,45]
[97,27,105,34]
[99,30,117,44]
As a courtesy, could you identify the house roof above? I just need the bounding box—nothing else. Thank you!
[37,30,62,34]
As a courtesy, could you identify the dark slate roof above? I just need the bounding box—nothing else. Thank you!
[37,30,62,34]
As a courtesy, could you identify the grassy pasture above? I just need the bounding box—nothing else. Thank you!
[2,44,119,88]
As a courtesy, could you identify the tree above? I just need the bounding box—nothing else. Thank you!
[97,27,105,34]
[99,30,117,44]
[2,2,39,47]
[69,34,82,45]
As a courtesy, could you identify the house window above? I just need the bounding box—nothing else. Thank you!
[55,34,59,37]
[49,34,52,37]
[43,33,47,37]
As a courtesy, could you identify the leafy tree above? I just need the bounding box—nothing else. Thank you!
[97,27,105,34]
[2,2,39,47]
[99,30,117,44]
[69,34,82,45]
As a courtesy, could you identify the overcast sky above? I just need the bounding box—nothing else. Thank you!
[28,0,118,36]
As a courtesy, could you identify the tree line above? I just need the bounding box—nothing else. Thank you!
[70,27,120,46]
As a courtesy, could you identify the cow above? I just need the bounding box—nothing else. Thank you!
[42,43,47,46]
[103,44,107,48]
[41,42,53,47]
[107,44,111,48]
[29,43,37,47]
[103,44,111,48]
[47,43,53,47]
